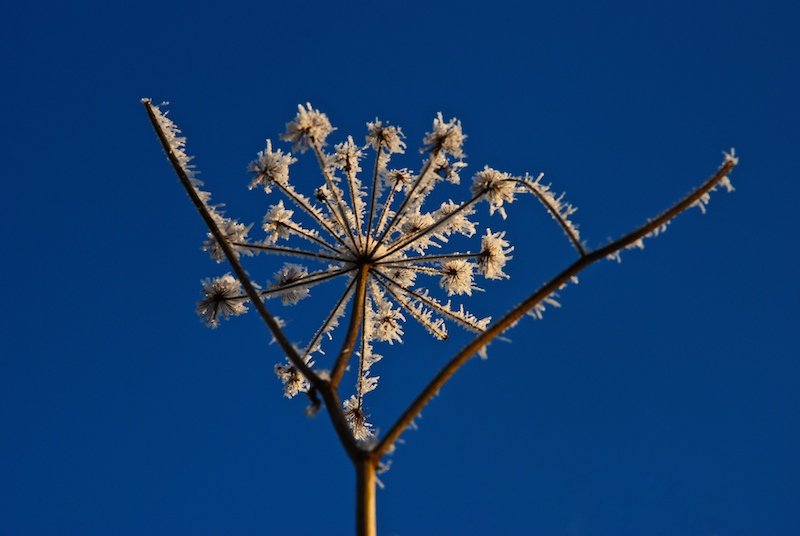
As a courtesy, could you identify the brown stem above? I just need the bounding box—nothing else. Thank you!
[355,457,377,536]
[331,264,371,387]
[373,158,736,458]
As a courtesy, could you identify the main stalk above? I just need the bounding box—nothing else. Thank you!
[355,457,377,536]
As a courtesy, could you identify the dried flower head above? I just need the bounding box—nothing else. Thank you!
[197,274,248,328]
[281,103,335,152]
[146,102,540,434]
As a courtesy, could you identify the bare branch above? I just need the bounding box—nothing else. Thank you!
[372,157,737,459]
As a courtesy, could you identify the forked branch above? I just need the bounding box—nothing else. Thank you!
[373,157,737,459]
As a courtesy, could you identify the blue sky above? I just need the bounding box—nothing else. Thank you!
[2,1,799,534]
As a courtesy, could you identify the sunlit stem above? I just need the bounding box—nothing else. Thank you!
[331,265,371,387]
[355,458,377,536]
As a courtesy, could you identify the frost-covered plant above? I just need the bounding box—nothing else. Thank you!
[143,99,737,535]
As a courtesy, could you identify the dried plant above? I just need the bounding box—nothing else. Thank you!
[143,98,737,535]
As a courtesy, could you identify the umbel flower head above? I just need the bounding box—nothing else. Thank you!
[143,100,584,441]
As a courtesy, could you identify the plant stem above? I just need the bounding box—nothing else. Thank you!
[355,458,377,536]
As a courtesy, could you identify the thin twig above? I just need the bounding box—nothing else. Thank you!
[375,251,480,266]
[231,242,347,262]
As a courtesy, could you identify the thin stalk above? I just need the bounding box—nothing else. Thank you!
[231,242,346,262]
[375,251,480,266]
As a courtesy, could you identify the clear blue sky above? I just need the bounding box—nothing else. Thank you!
[2,1,798,534]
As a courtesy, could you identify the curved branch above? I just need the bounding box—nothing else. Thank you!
[372,157,737,459]
[511,177,586,256]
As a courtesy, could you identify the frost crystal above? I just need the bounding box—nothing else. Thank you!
[248,140,296,192]
[281,103,335,152]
